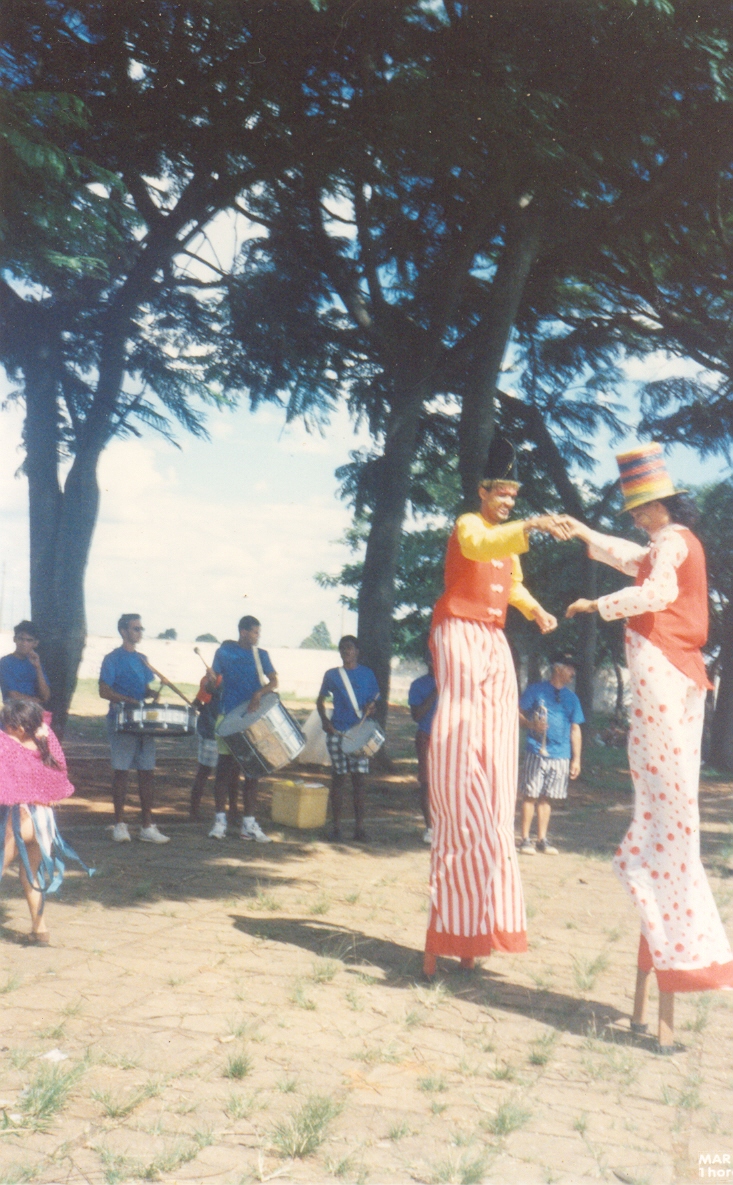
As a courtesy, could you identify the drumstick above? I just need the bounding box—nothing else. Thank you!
[194,647,216,680]
[143,660,193,706]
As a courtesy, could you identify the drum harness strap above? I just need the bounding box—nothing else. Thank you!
[338,667,363,727]
[253,647,269,689]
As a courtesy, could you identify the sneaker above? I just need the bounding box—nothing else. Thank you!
[139,824,170,844]
[518,838,536,855]
[422,828,433,845]
[240,820,271,843]
[536,839,558,854]
[208,817,227,840]
[112,822,131,843]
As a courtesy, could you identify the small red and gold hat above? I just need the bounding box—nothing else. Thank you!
[616,442,684,512]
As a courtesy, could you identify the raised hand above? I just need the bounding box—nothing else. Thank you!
[566,598,598,618]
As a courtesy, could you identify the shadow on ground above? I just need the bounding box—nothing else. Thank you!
[231,913,628,1037]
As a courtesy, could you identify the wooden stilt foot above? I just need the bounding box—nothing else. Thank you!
[658,991,675,1051]
[631,966,652,1032]
[423,952,437,978]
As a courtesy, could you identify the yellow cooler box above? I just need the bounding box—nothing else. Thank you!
[270,780,329,830]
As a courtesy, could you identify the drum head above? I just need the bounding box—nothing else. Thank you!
[217,692,279,738]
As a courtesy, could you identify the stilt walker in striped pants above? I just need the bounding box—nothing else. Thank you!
[424,439,569,977]
[567,443,733,1052]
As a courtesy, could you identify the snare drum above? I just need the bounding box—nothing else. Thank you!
[216,692,306,777]
[114,702,196,736]
[341,718,385,758]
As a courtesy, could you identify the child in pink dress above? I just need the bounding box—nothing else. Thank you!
[0,698,91,945]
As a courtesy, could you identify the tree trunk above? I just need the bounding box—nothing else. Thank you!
[24,345,63,628]
[357,392,424,723]
[22,334,105,734]
[458,202,543,502]
[711,598,733,771]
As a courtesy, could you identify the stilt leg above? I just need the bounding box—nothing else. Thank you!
[423,952,437,978]
[658,991,675,1051]
[631,967,651,1032]
[460,957,475,970]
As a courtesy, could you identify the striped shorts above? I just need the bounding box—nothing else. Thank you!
[520,752,570,801]
[326,733,369,776]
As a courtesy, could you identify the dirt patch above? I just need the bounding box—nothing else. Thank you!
[0,706,731,1184]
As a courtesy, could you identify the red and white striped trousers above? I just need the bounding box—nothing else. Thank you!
[426,618,527,958]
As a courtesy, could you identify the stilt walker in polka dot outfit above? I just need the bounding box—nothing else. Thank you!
[423,438,570,978]
[567,443,733,1051]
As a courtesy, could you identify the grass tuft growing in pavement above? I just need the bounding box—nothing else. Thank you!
[223,1053,252,1080]
[19,1062,85,1131]
[428,1151,489,1184]
[482,1101,531,1137]
[529,1032,558,1066]
[270,1094,342,1158]
[92,1079,162,1118]
[572,952,610,992]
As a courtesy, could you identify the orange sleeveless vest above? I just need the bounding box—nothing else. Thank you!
[432,527,513,630]
[627,527,712,689]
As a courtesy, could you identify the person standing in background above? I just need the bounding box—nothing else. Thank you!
[207,616,277,843]
[317,636,380,844]
[518,651,584,855]
[408,645,437,845]
[0,621,50,706]
[99,614,170,845]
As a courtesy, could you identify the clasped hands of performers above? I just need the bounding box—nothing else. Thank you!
[524,515,604,621]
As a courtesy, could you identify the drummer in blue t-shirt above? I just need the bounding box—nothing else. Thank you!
[316,636,380,844]
[408,645,437,845]
[99,614,170,846]
[0,621,50,706]
[206,615,277,843]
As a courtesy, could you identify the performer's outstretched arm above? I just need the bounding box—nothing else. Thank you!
[508,557,557,634]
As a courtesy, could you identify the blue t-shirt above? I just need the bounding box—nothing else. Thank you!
[408,672,437,735]
[99,647,154,717]
[0,653,49,701]
[520,680,585,760]
[213,642,275,716]
[319,665,380,732]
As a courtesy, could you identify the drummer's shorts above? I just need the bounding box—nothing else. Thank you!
[215,714,231,757]
[326,733,369,776]
[107,717,156,771]
[197,736,220,768]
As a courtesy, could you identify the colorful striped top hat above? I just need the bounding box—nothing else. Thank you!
[616,442,685,512]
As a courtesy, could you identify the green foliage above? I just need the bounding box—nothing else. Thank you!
[195,633,219,643]
[300,621,335,649]
[156,628,177,640]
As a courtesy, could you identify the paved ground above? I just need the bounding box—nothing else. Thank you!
[0,708,732,1185]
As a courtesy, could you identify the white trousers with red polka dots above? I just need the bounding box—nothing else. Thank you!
[613,630,733,991]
